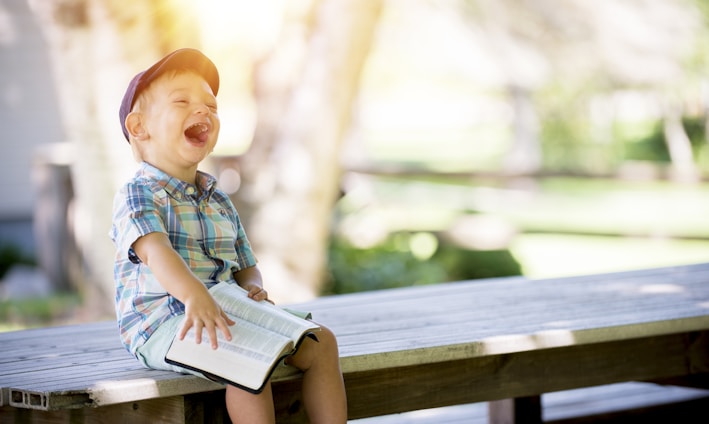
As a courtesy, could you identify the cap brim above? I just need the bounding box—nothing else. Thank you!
[140,49,219,98]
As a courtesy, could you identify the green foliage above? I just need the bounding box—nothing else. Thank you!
[0,293,81,330]
[621,117,707,163]
[534,73,709,174]
[324,234,522,295]
[0,244,67,331]
[621,121,669,162]
[431,244,522,281]
[537,82,622,174]
[683,116,707,147]
[0,244,35,279]
[325,237,446,294]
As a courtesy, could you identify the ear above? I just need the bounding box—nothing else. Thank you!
[125,112,148,141]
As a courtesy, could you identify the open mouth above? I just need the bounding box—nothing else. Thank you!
[184,122,210,144]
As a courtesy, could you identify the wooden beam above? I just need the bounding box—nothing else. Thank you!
[650,373,709,390]
[282,331,708,421]
[273,378,309,423]
[0,396,193,424]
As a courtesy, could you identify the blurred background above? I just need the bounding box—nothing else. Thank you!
[2,0,709,329]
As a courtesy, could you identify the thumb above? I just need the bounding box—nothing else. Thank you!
[221,309,235,326]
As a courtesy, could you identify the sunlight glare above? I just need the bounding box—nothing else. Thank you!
[197,0,284,56]
[638,284,684,294]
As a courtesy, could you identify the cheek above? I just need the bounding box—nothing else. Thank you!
[211,118,221,141]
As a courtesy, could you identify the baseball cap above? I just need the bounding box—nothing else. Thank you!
[119,48,220,141]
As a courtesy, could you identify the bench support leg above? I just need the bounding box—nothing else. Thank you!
[488,396,542,424]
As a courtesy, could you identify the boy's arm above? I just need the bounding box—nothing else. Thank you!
[234,265,270,303]
[132,232,234,349]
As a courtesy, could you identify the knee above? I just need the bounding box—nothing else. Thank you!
[288,324,340,371]
[314,325,339,356]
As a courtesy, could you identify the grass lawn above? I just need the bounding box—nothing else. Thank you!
[511,233,709,279]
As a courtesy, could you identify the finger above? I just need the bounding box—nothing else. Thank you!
[254,289,268,301]
[194,320,204,344]
[221,310,236,327]
[205,324,219,350]
[178,319,192,341]
[247,286,263,299]
[216,317,233,342]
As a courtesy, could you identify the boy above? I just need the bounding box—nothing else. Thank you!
[110,48,347,423]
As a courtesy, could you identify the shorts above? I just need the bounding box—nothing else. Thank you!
[134,314,303,382]
[135,314,205,378]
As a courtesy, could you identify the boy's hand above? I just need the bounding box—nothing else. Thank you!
[179,291,235,349]
[243,283,273,304]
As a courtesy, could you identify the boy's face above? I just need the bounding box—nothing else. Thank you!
[132,71,220,180]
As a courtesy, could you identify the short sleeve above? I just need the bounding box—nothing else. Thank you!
[110,181,168,261]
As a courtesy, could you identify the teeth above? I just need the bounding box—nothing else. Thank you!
[185,123,208,139]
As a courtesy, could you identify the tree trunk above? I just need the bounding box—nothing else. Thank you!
[233,0,383,303]
[504,85,542,175]
[30,0,200,317]
[663,101,699,183]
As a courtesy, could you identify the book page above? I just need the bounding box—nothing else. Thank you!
[209,282,320,339]
[167,317,294,391]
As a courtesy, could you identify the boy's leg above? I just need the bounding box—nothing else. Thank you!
[225,383,275,424]
[286,325,347,424]
[136,316,279,423]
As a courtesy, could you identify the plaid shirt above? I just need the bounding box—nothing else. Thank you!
[110,162,256,355]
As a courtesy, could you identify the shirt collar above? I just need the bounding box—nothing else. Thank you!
[138,162,217,201]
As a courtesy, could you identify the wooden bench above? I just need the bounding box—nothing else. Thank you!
[2,263,709,423]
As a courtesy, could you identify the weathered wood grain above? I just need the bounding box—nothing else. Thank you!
[0,263,707,423]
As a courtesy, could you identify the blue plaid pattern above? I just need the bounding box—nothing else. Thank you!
[110,162,256,355]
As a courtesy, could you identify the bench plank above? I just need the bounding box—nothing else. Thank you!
[301,264,709,370]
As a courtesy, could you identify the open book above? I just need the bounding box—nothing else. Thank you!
[165,282,320,394]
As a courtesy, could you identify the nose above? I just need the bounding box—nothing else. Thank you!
[194,103,210,115]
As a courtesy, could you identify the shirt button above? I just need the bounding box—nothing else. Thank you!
[209,248,216,256]
[185,187,195,195]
